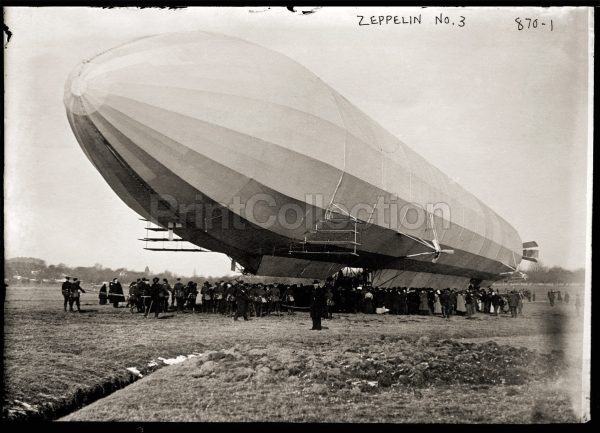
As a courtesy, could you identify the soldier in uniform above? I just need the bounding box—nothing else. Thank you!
[69,278,86,312]
[61,276,72,311]
[234,283,250,321]
[310,280,325,330]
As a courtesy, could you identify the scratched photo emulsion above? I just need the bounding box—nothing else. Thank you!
[3,6,592,424]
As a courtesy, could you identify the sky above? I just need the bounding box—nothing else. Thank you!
[4,6,592,276]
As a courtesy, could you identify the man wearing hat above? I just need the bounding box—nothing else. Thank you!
[234,282,250,321]
[146,277,163,318]
[138,277,151,314]
[173,278,186,313]
[108,277,124,308]
[68,278,86,312]
[61,276,72,312]
[310,280,325,330]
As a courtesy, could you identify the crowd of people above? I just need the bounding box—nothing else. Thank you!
[59,272,544,325]
[121,277,295,319]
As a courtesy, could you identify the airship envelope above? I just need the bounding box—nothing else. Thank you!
[64,31,524,288]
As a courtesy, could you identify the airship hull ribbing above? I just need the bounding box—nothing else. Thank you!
[64,31,523,288]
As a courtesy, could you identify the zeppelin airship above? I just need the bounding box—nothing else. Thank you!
[64,31,538,288]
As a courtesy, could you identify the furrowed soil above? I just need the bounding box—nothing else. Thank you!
[3,285,586,423]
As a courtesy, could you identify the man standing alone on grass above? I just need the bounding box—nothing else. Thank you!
[310,280,325,330]
[508,290,519,318]
[548,290,555,306]
[61,276,71,312]
[69,278,86,312]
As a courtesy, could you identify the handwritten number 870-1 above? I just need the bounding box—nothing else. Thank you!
[515,18,553,31]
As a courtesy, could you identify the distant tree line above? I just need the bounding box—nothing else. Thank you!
[4,257,584,286]
[522,261,585,284]
[4,257,314,287]
[5,257,194,286]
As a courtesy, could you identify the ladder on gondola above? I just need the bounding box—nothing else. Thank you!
[289,204,363,256]
[139,219,211,252]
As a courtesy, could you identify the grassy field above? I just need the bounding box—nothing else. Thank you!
[3,284,587,423]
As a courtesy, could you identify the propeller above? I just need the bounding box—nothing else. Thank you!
[403,214,455,263]
[499,257,527,279]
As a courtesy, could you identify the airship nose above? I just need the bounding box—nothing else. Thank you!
[70,75,88,97]
[64,61,108,117]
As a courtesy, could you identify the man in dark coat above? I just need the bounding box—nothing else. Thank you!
[108,278,124,308]
[68,278,86,312]
[61,276,72,312]
[465,290,474,317]
[508,290,520,318]
[310,280,325,330]
[173,278,186,312]
[130,279,144,312]
[234,283,250,321]
[146,277,163,318]
[482,290,491,314]
[185,282,198,313]
[491,291,501,315]
[548,290,555,306]
[138,278,151,314]
[399,288,408,315]
[99,282,108,305]
[440,288,452,319]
